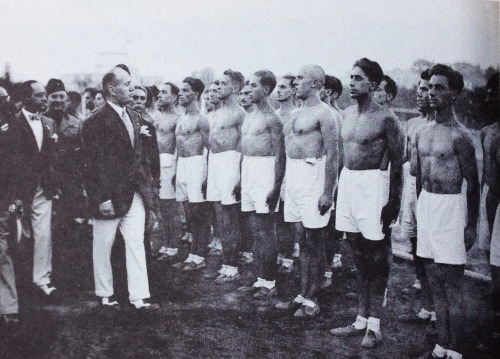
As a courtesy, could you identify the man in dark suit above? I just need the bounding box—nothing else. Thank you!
[82,66,159,311]
[10,80,58,297]
[0,87,20,325]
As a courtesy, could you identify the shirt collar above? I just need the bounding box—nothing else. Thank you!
[22,108,38,121]
[107,100,127,117]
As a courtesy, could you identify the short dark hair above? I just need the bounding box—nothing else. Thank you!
[420,69,431,81]
[115,64,131,75]
[20,80,38,101]
[164,82,180,97]
[382,75,397,98]
[67,91,82,105]
[84,87,97,98]
[324,75,343,96]
[353,58,384,86]
[282,75,296,88]
[487,72,499,91]
[223,69,245,91]
[210,80,220,86]
[134,85,148,95]
[95,89,105,97]
[430,64,464,94]
[102,72,116,96]
[183,77,205,99]
[254,70,277,94]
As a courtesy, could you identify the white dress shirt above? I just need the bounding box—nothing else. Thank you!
[107,101,134,147]
[22,108,43,151]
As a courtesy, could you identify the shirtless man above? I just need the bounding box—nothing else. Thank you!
[479,72,500,258]
[275,65,339,317]
[238,81,255,113]
[321,74,345,287]
[331,58,403,348]
[275,75,297,272]
[484,73,500,355]
[414,64,479,359]
[206,80,223,255]
[398,70,437,332]
[236,70,285,300]
[203,89,214,114]
[205,69,246,282]
[155,82,181,261]
[171,77,211,272]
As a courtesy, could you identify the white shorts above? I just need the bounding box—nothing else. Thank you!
[207,150,241,205]
[284,156,331,229]
[159,153,176,200]
[417,190,467,265]
[490,204,500,267]
[176,155,206,203]
[400,162,417,238]
[241,156,276,213]
[478,184,491,251]
[335,168,389,241]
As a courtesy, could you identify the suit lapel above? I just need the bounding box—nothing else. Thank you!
[103,103,134,151]
[16,111,39,152]
[126,108,141,149]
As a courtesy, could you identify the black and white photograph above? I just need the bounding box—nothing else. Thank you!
[0,0,499,358]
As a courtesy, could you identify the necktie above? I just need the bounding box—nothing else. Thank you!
[30,114,40,121]
[121,109,134,147]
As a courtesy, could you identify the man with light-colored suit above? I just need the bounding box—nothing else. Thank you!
[82,66,159,311]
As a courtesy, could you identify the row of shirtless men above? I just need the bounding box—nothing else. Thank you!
[1,59,499,358]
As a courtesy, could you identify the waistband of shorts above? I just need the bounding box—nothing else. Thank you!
[286,155,325,164]
[342,167,386,173]
[178,154,205,160]
[243,155,275,160]
[421,189,463,198]
[209,149,240,156]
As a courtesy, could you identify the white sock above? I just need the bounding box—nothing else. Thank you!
[430,311,437,321]
[282,258,294,268]
[353,315,368,330]
[432,344,447,358]
[324,271,332,279]
[218,265,228,275]
[130,299,150,309]
[417,308,432,319]
[367,317,380,333]
[192,255,204,264]
[225,265,238,277]
[185,253,194,263]
[294,294,305,304]
[39,284,56,295]
[261,279,276,290]
[446,349,462,359]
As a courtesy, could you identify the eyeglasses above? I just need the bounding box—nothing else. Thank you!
[133,95,146,101]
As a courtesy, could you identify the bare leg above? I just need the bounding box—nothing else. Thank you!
[276,201,294,258]
[189,202,211,257]
[305,227,326,299]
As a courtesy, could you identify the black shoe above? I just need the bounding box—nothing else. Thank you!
[130,299,160,312]
[0,314,20,327]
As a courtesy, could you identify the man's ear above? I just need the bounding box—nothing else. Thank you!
[450,89,459,102]
[387,93,394,103]
[369,81,378,92]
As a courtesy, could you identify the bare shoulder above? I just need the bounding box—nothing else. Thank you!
[341,104,357,119]
[452,126,475,149]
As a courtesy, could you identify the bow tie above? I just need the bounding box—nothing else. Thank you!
[30,114,41,121]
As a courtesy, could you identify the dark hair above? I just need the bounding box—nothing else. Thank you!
[84,87,97,98]
[102,72,116,96]
[254,70,277,94]
[487,72,499,91]
[223,69,245,91]
[95,89,105,97]
[430,64,464,94]
[67,91,82,103]
[183,77,205,99]
[353,58,384,86]
[20,80,38,101]
[164,82,180,97]
[324,75,344,96]
[420,69,431,81]
[243,80,250,86]
[282,75,296,88]
[115,64,131,75]
[134,85,148,95]
[210,80,220,86]
[382,75,397,98]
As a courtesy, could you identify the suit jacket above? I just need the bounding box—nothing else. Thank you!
[9,111,57,207]
[141,113,160,190]
[82,103,156,219]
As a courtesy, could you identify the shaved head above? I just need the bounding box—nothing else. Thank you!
[300,65,326,87]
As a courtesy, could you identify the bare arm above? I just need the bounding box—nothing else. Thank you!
[415,132,422,198]
[384,115,404,207]
[486,138,500,233]
[455,130,480,228]
[271,115,285,193]
[318,110,339,214]
[480,127,487,188]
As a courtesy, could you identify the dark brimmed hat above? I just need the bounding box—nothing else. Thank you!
[46,78,66,95]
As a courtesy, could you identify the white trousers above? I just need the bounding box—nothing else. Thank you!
[93,193,150,301]
[32,186,53,286]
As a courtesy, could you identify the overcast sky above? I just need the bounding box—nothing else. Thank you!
[0,0,498,84]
